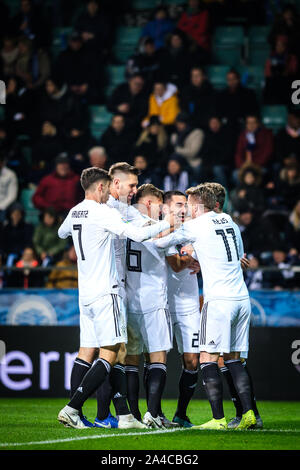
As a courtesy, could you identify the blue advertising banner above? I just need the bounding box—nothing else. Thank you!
[0,289,300,327]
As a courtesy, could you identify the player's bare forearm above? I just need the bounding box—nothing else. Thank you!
[240,254,250,271]
[166,254,192,273]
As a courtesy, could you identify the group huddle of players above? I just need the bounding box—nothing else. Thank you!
[56,162,263,431]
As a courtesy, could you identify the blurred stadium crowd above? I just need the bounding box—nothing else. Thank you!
[0,0,300,290]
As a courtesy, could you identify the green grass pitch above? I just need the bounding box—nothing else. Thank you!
[0,399,300,450]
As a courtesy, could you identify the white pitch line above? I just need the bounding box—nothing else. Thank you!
[1,427,300,448]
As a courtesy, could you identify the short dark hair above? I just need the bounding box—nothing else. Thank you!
[136,184,164,203]
[80,167,111,191]
[202,182,226,209]
[108,162,139,178]
[163,190,185,204]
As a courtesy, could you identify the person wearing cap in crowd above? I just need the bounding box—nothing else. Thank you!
[32,153,80,215]
[170,112,204,175]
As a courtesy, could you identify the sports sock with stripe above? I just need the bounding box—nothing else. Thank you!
[125,365,141,421]
[147,362,167,418]
[220,364,243,418]
[96,374,112,421]
[224,359,252,414]
[110,363,130,416]
[243,362,259,416]
[175,368,198,419]
[200,362,224,419]
[70,357,92,418]
[143,362,150,405]
[68,358,111,411]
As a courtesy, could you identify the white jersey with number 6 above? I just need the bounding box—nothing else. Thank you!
[58,199,170,306]
[155,211,249,303]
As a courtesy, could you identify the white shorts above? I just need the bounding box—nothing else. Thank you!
[80,294,127,348]
[199,298,251,354]
[127,308,173,355]
[171,310,201,355]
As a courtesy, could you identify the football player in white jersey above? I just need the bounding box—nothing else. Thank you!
[162,191,201,428]
[57,168,172,429]
[125,184,173,429]
[203,182,263,429]
[154,185,257,430]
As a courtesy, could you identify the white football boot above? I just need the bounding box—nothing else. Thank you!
[58,405,89,429]
[143,411,165,429]
[117,413,148,429]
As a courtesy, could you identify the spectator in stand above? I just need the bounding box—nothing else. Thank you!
[31,121,63,174]
[1,203,33,266]
[140,6,174,50]
[289,199,300,233]
[10,0,50,48]
[32,153,80,215]
[237,209,278,258]
[100,114,136,164]
[135,115,168,168]
[263,248,296,290]
[1,37,19,77]
[107,74,148,130]
[33,207,67,266]
[8,246,40,288]
[75,0,111,55]
[163,155,192,193]
[88,146,109,170]
[54,31,103,104]
[277,163,300,210]
[216,69,259,132]
[63,120,97,171]
[15,36,50,91]
[5,75,33,137]
[126,38,162,88]
[275,110,300,166]
[269,4,300,58]
[177,0,210,52]
[244,256,263,291]
[180,66,216,130]
[37,77,88,131]
[133,155,161,187]
[235,115,274,173]
[143,80,180,128]
[159,30,191,89]
[264,35,298,104]
[170,112,204,176]
[200,115,236,187]
[0,152,18,223]
[230,165,265,216]
[46,245,78,289]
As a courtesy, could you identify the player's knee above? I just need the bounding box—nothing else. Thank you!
[116,343,127,364]
[125,354,140,367]
[183,354,199,370]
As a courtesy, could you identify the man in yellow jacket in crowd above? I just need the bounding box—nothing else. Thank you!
[143,80,180,128]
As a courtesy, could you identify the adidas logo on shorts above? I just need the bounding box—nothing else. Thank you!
[208,340,215,345]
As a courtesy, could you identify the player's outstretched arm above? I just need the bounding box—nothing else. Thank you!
[58,213,71,239]
[154,220,196,250]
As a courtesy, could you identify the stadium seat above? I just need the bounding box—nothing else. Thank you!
[89,105,113,139]
[51,27,73,59]
[105,65,126,98]
[262,105,288,133]
[248,26,270,66]
[213,26,244,66]
[206,65,230,90]
[3,0,19,17]
[20,189,40,226]
[214,26,244,46]
[132,0,160,10]
[238,65,265,91]
[113,27,142,64]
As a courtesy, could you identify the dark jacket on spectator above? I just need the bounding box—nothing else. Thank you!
[100,126,136,164]
[32,170,80,213]
[275,127,300,163]
[200,124,236,168]
[216,85,259,128]
[107,83,148,130]
[75,10,111,53]
[1,218,33,258]
[180,80,216,129]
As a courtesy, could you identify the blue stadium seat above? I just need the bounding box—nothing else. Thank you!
[206,65,230,90]
[248,26,270,66]
[262,105,288,133]
[113,27,142,64]
[105,65,126,98]
[20,189,40,226]
[248,26,271,45]
[213,45,242,66]
[213,26,244,66]
[51,27,73,59]
[132,0,160,10]
[89,105,113,139]
[238,65,265,91]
